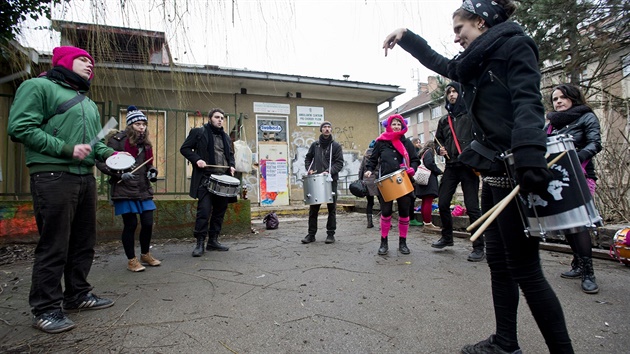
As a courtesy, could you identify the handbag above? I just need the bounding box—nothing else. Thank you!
[233,126,253,173]
[413,151,431,186]
[349,179,368,198]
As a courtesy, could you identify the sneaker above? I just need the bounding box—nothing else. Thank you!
[32,310,76,334]
[128,257,146,272]
[409,219,423,226]
[467,249,486,262]
[461,335,522,354]
[325,234,335,244]
[63,293,114,313]
[140,252,162,266]
[301,234,315,244]
[423,222,441,232]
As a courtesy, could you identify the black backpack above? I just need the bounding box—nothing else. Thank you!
[263,212,279,230]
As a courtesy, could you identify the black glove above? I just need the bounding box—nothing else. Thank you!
[577,150,590,163]
[147,168,158,182]
[516,167,553,194]
[121,172,137,182]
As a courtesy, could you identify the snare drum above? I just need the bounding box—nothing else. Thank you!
[207,174,241,197]
[611,228,630,265]
[505,134,603,238]
[106,154,136,174]
[302,173,335,205]
[376,169,413,202]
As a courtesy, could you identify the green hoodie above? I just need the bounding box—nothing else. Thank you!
[8,76,114,174]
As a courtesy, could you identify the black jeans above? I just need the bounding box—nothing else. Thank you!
[307,181,337,236]
[29,172,97,315]
[438,164,483,250]
[194,184,229,239]
[482,184,573,353]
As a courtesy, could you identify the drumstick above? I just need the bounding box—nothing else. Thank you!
[431,132,450,160]
[468,151,568,241]
[467,151,566,232]
[203,164,230,169]
[117,157,153,184]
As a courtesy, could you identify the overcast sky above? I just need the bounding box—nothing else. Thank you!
[18,0,463,107]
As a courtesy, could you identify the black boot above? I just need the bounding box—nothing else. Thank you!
[192,236,205,257]
[580,256,599,294]
[561,254,582,279]
[399,237,410,254]
[366,214,374,228]
[431,236,454,249]
[378,237,388,255]
[301,234,315,244]
[325,232,335,244]
[207,234,229,251]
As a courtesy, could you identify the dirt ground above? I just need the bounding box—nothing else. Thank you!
[1,213,629,353]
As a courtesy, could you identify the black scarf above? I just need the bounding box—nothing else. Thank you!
[205,123,232,165]
[46,66,91,92]
[447,21,525,83]
[546,105,592,130]
[319,134,332,150]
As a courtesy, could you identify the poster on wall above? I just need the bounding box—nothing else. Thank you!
[297,106,324,127]
[257,115,290,206]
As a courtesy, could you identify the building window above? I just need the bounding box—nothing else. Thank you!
[431,106,442,119]
[417,112,424,124]
[419,133,425,144]
[120,109,166,178]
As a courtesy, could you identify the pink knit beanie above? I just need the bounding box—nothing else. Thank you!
[52,46,95,79]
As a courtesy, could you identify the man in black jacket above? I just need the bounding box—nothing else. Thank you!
[302,121,344,244]
[180,108,237,257]
[432,83,484,262]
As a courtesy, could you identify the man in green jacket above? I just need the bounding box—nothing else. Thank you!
[8,46,116,334]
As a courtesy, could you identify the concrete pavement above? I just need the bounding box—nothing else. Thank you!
[0,212,629,353]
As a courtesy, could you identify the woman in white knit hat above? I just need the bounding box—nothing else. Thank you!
[97,106,161,272]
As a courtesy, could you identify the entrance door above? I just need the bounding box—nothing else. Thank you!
[256,116,289,206]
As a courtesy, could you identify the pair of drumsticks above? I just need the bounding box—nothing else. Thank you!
[468,151,567,241]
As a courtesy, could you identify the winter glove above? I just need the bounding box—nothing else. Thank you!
[577,150,590,163]
[515,167,553,195]
[147,168,158,182]
[121,172,137,182]
[406,167,415,176]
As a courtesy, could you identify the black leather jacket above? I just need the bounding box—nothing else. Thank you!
[545,112,602,179]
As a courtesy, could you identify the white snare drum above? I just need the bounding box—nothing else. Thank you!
[207,174,241,197]
[505,134,603,239]
[376,169,414,202]
[105,154,135,173]
[302,173,335,205]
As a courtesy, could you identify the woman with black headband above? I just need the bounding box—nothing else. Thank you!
[383,0,573,353]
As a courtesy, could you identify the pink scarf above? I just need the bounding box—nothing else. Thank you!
[376,114,410,167]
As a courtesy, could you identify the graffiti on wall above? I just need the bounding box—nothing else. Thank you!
[0,203,38,238]
[333,125,357,151]
[290,129,362,187]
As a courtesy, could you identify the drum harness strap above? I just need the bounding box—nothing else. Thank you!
[307,142,334,182]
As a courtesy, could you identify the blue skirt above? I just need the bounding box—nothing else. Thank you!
[113,199,157,216]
